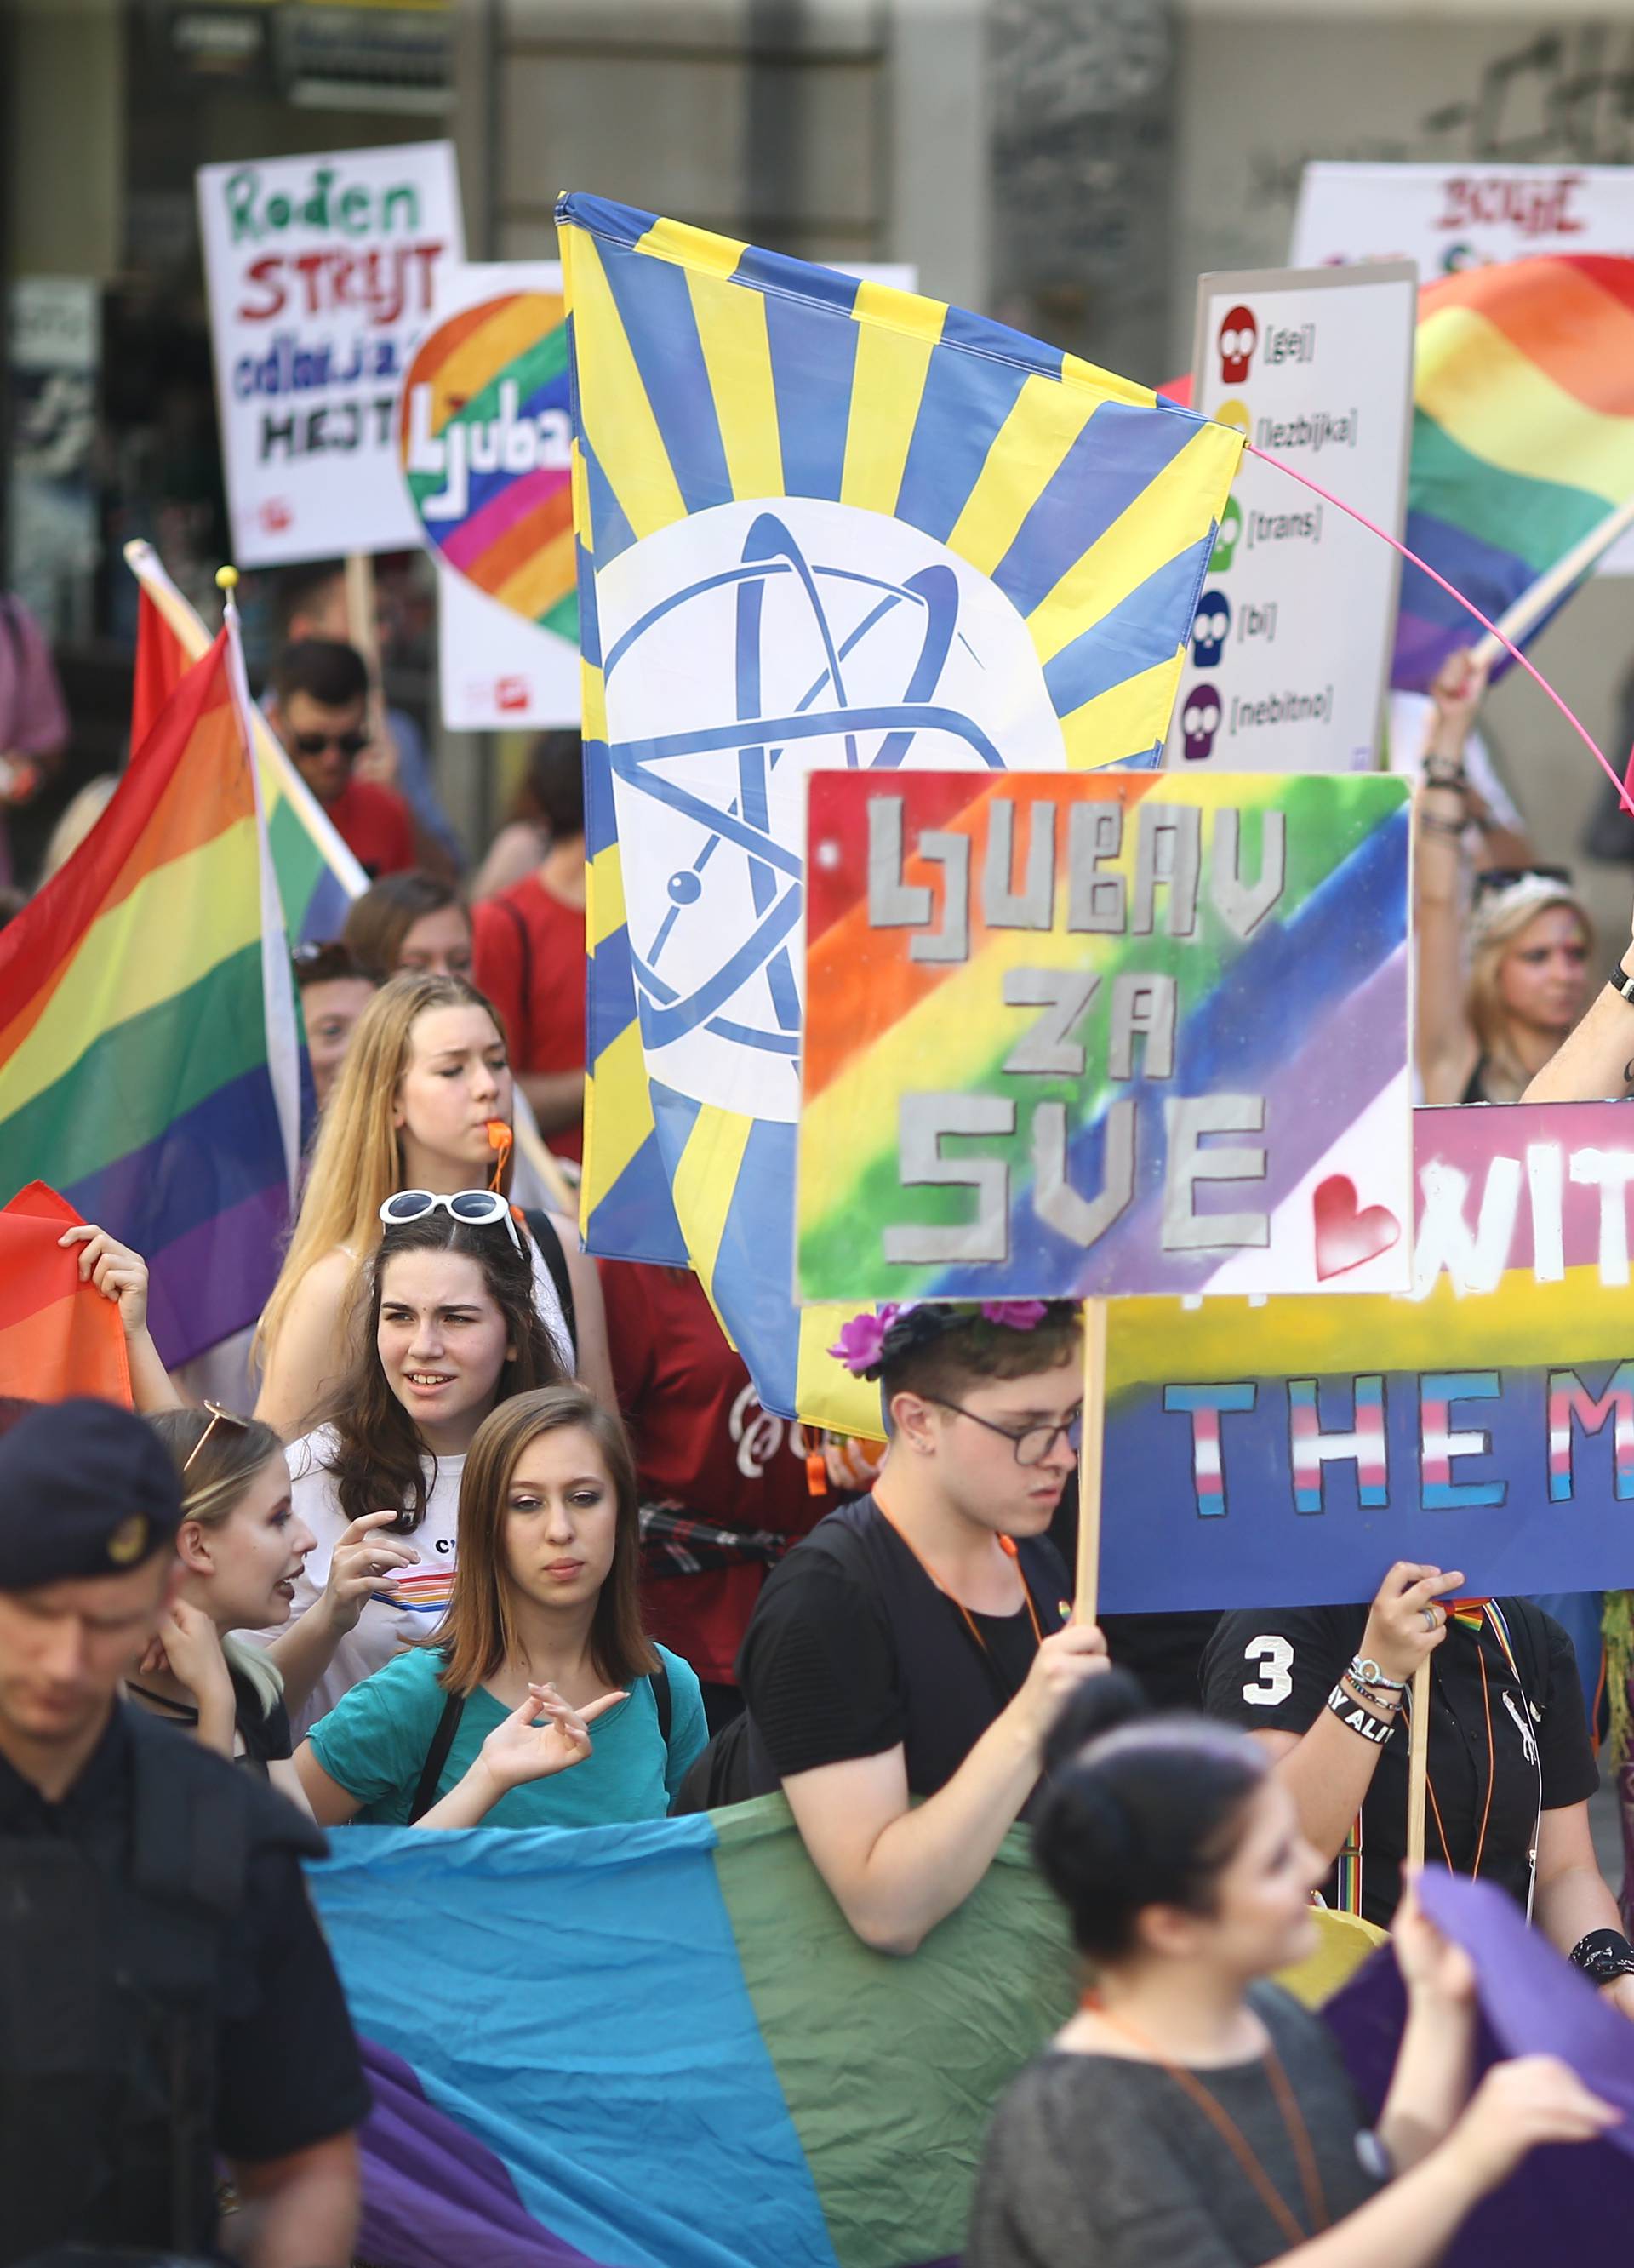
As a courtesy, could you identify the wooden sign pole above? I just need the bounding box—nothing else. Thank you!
[1073,1297,1109,1625]
[1406,1659,1431,1869]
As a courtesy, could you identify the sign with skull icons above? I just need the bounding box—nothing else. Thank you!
[1163,261,1416,775]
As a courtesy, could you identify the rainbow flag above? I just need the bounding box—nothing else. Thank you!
[125,544,369,945]
[0,626,300,1367]
[1394,253,1634,688]
[0,1183,131,1406]
[399,288,580,643]
[560,191,1241,1425]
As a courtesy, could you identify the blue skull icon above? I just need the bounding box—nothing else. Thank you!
[1191,591,1231,669]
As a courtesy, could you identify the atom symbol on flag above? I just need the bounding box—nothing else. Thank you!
[602,508,1008,1069]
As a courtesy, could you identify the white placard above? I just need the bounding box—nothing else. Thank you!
[418,262,921,732]
[197,141,465,567]
[1163,263,1416,774]
[1292,162,1634,575]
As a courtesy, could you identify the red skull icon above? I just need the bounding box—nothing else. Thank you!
[1218,305,1258,386]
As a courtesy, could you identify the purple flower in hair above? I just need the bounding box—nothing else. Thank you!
[980,1300,1048,1330]
[828,1304,900,1376]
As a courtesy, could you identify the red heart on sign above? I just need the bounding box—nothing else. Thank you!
[1312,1174,1400,1281]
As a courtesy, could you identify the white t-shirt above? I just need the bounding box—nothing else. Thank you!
[273,1425,466,1741]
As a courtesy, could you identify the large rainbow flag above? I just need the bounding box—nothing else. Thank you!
[560,191,1241,1426]
[0,626,300,1367]
[0,1183,131,1406]
[1393,253,1634,688]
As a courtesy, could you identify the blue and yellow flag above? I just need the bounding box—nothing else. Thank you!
[559,191,1242,1424]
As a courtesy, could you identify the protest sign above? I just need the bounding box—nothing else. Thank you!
[197,141,464,566]
[797,768,1411,1305]
[1099,1096,1634,1614]
[1163,264,1416,774]
[1291,162,1634,573]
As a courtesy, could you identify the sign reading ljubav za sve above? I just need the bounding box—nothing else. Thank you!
[797,770,1411,1305]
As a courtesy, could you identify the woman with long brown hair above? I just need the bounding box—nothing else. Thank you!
[253,968,614,1434]
[264,1204,566,1737]
[293,1385,706,1828]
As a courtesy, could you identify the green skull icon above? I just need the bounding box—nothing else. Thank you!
[1209,497,1243,573]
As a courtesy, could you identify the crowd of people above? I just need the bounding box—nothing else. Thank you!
[9,584,1634,2268]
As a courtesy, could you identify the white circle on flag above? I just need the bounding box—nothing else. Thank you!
[596,495,1066,1122]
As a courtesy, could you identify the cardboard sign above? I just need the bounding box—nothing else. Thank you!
[1100,1098,1634,1613]
[197,141,465,566]
[797,768,1410,1305]
[1163,264,1416,774]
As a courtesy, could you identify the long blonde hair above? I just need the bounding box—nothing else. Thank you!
[1467,879,1591,1101]
[254,969,508,1367]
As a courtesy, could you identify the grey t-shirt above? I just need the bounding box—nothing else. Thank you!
[967,1984,1382,2268]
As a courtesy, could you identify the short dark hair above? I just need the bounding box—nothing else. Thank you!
[1033,1672,1268,1962]
[344,871,467,980]
[879,1308,1081,1409]
[272,559,346,640]
[292,940,373,992]
[271,637,368,711]
[523,730,585,842]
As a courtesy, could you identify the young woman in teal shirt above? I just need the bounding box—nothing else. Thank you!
[295,1385,706,1827]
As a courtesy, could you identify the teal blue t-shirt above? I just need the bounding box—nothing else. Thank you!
[306,1643,706,1828]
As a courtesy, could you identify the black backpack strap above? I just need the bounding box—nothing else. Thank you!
[494,892,534,1037]
[523,1206,578,1362]
[408,1686,467,1823]
[651,1660,671,1748]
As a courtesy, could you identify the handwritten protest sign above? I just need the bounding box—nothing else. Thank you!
[1100,1098,1634,1612]
[197,141,464,566]
[797,769,1410,1305]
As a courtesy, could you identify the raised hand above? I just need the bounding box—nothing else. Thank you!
[60,1222,152,1339]
[475,1682,627,1796]
[320,1508,420,1631]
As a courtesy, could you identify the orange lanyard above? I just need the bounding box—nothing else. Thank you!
[873,1505,1045,1663]
[1081,2000,1330,2250]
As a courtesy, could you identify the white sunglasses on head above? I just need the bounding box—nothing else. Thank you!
[378,1188,523,1256]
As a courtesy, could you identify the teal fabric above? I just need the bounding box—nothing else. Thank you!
[308,1642,706,1827]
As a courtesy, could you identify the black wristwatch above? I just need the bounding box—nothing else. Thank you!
[1608,962,1634,1006]
[1568,1928,1634,1984]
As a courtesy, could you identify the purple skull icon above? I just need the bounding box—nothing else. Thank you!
[1191,590,1231,668]
[1180,684,1221,762]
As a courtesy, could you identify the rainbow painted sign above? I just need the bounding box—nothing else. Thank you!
[797,769,1411,1303]
[1100,1098,1634,1612]
[398,288,577,643]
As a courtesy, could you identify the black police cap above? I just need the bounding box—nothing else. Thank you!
[0,1399,182,1590]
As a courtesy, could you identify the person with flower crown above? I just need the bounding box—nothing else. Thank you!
[727,1298,1110,1954]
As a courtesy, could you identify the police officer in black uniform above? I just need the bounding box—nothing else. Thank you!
[0,1399,369,2267]
[1202,1557,1634,2014]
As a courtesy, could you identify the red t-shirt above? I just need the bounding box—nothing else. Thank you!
[471,873,587,1163]
[323,777,416,878]
[598,1260,836,1685]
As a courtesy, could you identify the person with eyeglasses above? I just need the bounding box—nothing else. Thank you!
[1414,649,1593,1105]
[265,637,415,879]
[256,1200,566,1737]
[720,1300,1110,1954]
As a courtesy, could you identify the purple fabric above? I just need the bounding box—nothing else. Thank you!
[1323,1872,1634,2267]
[357,2037,622,2268]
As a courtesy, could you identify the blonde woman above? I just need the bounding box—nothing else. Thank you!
[254,970,612,1435]
[1415,651,1591,1105]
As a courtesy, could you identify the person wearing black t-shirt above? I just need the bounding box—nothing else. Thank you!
[734,1300,1110,1954]
[1201,1560,1634,2014]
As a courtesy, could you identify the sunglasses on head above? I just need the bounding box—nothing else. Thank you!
[1470,863,1572,905]
[182,1400,252,1473]
[379,1187,523,1257]
[293,728,369,760]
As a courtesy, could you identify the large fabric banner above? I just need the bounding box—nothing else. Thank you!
[797,770,1411,1305]
[558,191,1242,1422]
[1100,1098,1634,1613]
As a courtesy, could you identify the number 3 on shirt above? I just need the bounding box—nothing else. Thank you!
[1242,1634,1294,1707]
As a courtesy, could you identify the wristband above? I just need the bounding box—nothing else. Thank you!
[1348,1655,1407,1693]
[1327,1682,1396,1746]
[1420,813,1466,839]
[1569,1928,1634,1984]
[1608,963,1634,1008]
